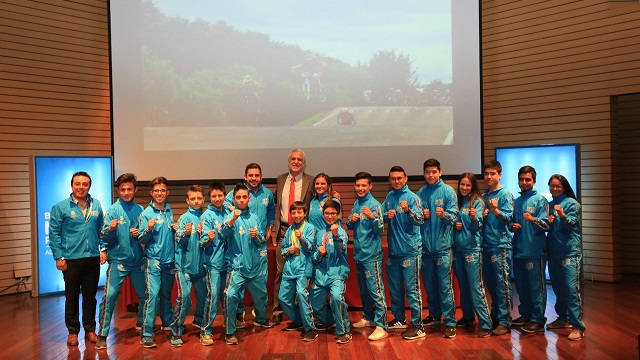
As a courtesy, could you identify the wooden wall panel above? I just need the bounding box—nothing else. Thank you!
[482,0,640,281]
[0,0,110,295]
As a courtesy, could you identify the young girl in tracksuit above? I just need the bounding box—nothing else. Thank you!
[452,172,492,338]
[546,174,586,341]
[278,201,317,341]
[308,173,341,230]
[309,199,351,344]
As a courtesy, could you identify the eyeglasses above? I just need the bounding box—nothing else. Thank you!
[389,177,405,182]
[323,212,339,216]
[549,185,563,190]
[151,189,168,194]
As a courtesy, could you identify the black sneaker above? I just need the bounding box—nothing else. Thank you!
[402,327,426,340]
[225,334,239,345]
[512,316,530,327]
[336,332,352,344]
[456,318,475,327]
[443,326,457,339]
[302,330,318,342]
[521,322,545,333]
[422,316,443,326]
[314,321,335,331]
[388,318,408,329]
[270,313,282,325]
[285,322,303,331]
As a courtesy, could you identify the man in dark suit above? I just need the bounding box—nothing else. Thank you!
[271,148,314,324]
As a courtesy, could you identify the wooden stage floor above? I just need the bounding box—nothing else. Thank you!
[0,277,638,360]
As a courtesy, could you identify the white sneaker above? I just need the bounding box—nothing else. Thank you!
[352,319,375,328]
[368,326,389,341]
[568,329,584,340]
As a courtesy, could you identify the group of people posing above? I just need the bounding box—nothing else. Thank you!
[47,148,586,350]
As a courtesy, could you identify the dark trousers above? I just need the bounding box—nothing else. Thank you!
[63,256,100,335]
[272,224,289,310]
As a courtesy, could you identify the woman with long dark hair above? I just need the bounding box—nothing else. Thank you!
[452,172,492,338]
[546,174,585,340]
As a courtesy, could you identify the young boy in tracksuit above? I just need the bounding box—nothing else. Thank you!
[138,176,177,348]
[278,201,317,341]
[481,160,514,336]
[309,199,351,344]
[453,172,492,338]
[199,181,230,346]
[416,159,458,339]
[383,166,425,340]
[224,163,275,326]
[221,183,273,345]
[510,166,550,333]
[169,185,208,346]
[96,173,147,349]
[346,171,388,341]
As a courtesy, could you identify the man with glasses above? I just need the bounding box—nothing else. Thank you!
[272,149,314,324]
[137,176,177,348]
[382,166,425,340]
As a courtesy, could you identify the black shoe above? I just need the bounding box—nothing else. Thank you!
[314,321,335,331]
[456,318,475,328]
[443,326,457,339]
[478,328,492,338]
[284,322,303,331]
[521,322,545,333]
[270,313,282,325]
[302,330,318,342]
[402,327,426,340]
[388,318,408,329]
[512,316,530,327]
[422,316,443,326]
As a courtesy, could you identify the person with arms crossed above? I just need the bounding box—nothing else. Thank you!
[346,171,388,341]
[272,149,314,324]
[481,160,514,336]
[96,173,146,349]
[510,166,550,333]
[383,166,425,340]
[416,159,458,339]
[137,176,177,348]
[49,171,104,347]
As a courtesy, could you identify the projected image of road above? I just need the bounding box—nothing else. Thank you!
[144,105,453,150]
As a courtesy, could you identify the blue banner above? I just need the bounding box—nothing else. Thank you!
[34,156,113,296]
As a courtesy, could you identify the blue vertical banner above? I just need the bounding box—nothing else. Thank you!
[34,156,113,296]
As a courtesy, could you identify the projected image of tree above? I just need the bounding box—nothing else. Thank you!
[138,0,453,135]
